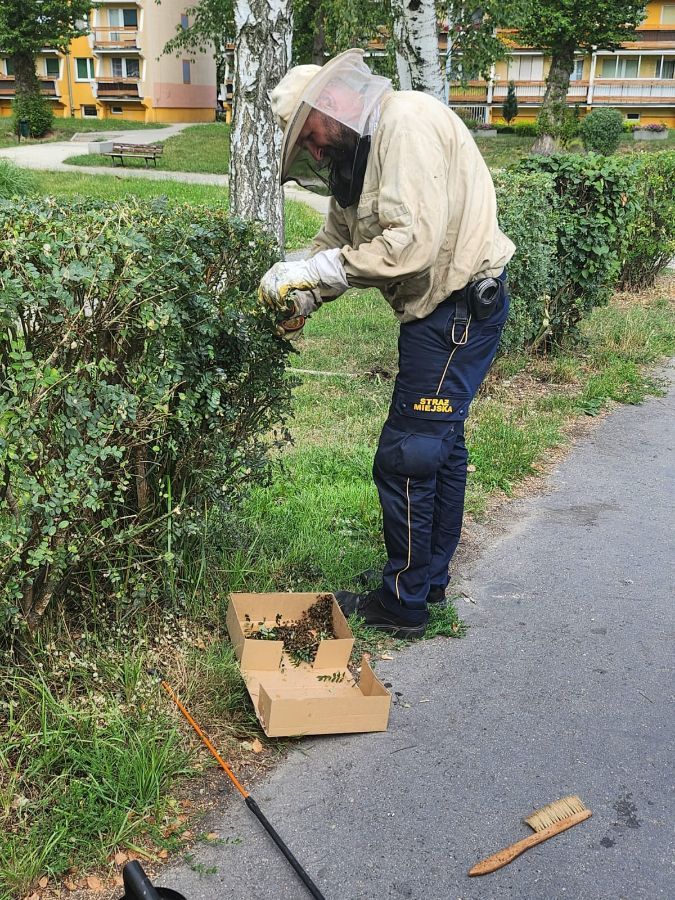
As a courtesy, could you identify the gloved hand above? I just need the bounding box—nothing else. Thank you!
[276,289,321,339]
[259,248,349,312]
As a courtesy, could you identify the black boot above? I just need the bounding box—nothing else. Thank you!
[334,589,427,639]
[427,585,447,605]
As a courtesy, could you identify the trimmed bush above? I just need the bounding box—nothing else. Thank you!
[0,198,290,634]
[0,158,36,198]
[518,154,638,345]
[494,170,559,352]
[12,93,54,139]
[581,108,624,155]
[619,150,675,290]
[511,121,539,137]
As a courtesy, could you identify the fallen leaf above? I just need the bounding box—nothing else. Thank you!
[39,877,49,888]
[240,740,253,751]
[251,738,264,754]
[181,830,194,840]
[451,623,460,633]
[113,875,124,887]
[87,875,104,891]
[467,464,477,473]
[158,849,169,859]
[206,832,220,841]
[25,893,40,900]
[114,851,128,865]
[64,882,78,892]
[380,653,394,660]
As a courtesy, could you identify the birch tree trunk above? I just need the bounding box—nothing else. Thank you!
[391,0,444,101]
[231,0,292,249]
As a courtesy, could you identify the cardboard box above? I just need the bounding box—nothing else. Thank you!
[226,592,391,737]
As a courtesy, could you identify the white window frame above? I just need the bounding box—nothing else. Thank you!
[111,57,140,79]
[625,112,641,121]
[75,57,95,81]
[81,104,98,118]
[110,105,124,115]
[656,56,675,79]
[4,58,15,77]
[44,57,60,79]
[570,58,584,82]
[601,55,641,79]
[661,4,675,25]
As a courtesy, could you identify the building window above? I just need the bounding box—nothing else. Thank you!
[181,14,189,30]
[111,57,140,79]
[657,57,675,79]
[506,55,544,82]
[601,56,640,79]
[75,58,95,80]
[570,58,584,82]
[182,60,191,84]
[662,5,675,25]
[4,58,15,77]
[111,106,124,115]
[81,105,98,118]
[108,8,138,28]
[625,113,641,121]
[45,58,60,78]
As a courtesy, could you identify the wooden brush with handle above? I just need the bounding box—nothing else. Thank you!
[469,795,592,876]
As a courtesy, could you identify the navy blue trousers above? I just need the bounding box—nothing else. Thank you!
[373,274,510,623]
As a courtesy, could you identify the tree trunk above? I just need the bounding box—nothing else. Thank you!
[231,0,292,250]
[311,6,326,66]
[11,50,41,101]
[391,0,444,101]
[531,43,575,155]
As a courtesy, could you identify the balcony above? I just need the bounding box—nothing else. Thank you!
[449,81,488,103]
[94,77,141,100]
[93,27,139,50]
[592,79,675,103]
[492,81,589,103]
[0,76,59,99]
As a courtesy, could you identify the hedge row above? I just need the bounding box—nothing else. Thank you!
[0,198,289,634]
[496,150,675,350]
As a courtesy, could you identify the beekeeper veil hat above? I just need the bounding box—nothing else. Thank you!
[270,48,392,198]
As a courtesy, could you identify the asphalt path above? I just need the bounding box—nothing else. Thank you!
[160,360,674,900]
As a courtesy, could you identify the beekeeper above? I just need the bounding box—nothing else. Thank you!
[259,49,516,638]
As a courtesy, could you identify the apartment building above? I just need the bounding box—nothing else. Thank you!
[448,1,675,127]
[0,1,216,123]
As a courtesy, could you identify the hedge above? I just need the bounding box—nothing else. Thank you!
[0,198,290,634]
[619,150,675,290]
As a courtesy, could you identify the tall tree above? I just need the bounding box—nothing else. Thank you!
[292,0,393,68]
[231,0,292,248]
[511,0,646,154]
[391,0,444,99]
[0,0,92,134]
[444,3,512,85]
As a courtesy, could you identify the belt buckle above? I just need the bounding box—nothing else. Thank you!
[451,318,469,345]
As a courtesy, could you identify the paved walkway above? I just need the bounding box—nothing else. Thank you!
[161,362,674,900]
[0,125,330,213]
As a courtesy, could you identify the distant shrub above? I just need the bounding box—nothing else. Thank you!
[0,198,291,634]
[581,108,624,155]
[637,122,668,133]
[0,158,36,198]
[511,121,539,137]
[619,151,675,289]
[496,125,515,134]
[12,93,54,138]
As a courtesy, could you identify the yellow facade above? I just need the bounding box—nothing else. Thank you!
[0,1,216,124]
[448,1,675,127]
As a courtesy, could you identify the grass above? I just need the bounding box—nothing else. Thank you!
[64,122,230,173]
[0,115,167,148]
[32,170,324,251]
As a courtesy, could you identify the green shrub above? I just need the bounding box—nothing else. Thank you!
[494,170,559,352]
[619,150,675,290]
[12,93,54,139]
[0,159,36,198]
[452,108,480,130]
[581,108,624,155]
[0,198,291,636]
[518,154,638,345]
[511,121,539,137]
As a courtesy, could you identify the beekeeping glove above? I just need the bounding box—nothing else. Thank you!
[275,288,322,339]
[259,248,349,312]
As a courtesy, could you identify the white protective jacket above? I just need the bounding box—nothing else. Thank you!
[308,91,516,323]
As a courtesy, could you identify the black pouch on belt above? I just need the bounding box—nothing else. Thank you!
[467,277,501,320]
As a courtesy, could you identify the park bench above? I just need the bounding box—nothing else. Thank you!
[103,142,164,167]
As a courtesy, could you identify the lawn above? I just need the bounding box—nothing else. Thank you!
[0,115,167,148]
[32,170,323,251]
[64,122,230,173]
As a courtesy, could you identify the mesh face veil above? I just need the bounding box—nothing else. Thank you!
[275,49,392,205]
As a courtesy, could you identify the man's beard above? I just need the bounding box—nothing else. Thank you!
[323,120,359,165]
